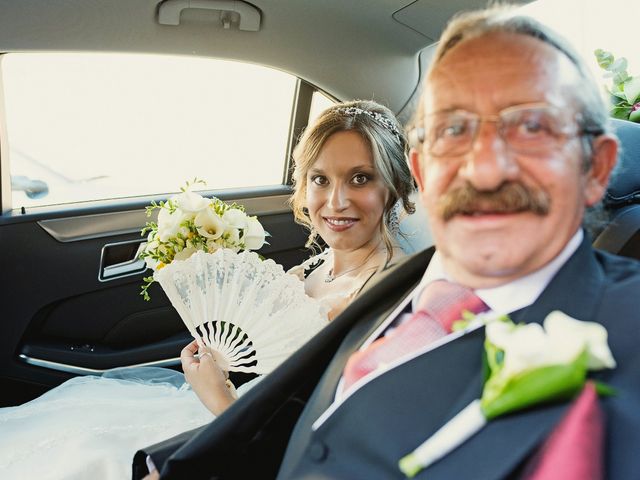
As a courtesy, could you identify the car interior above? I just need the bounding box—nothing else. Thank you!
[593,118,640,258]
[0,0,638,411]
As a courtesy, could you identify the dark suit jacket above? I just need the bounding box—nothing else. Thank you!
[135,238,640,479]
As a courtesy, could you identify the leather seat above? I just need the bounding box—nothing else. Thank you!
[593,118,640,258]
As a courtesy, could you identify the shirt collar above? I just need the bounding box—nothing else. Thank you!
[414,229,584,314]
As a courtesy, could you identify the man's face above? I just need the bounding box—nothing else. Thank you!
[410,32,616,288]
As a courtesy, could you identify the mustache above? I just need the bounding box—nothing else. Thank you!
[437,182,550,221]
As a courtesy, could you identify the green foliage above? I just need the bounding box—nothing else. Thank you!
[595,49,640,123]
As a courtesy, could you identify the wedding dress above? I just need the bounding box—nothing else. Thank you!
[0,249,370,479]
[0,366,265,479]
[0,255,331,480]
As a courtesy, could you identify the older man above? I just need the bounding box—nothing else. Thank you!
[136,7,640,480]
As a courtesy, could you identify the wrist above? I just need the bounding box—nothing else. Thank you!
[203,379,237,415]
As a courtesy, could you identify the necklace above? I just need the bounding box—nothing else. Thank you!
[324,245,381,283]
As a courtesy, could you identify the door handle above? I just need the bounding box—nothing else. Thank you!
[99,240,148,282]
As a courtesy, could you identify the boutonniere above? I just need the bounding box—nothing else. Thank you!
[398,311,616,478]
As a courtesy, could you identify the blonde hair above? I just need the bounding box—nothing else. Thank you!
[289,100,415,258]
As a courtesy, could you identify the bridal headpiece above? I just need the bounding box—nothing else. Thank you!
[337,106,401,142]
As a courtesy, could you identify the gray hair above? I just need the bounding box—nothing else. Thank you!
[416,5,611,169]
[290,99,415,257]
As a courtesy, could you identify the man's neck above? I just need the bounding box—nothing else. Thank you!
[420,230,584,315]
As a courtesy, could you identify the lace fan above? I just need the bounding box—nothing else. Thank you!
[154,249,328,374]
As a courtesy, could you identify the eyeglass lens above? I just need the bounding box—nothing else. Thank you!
[426,106,577,157]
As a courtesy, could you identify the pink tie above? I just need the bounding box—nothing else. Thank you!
[342,280,488,393]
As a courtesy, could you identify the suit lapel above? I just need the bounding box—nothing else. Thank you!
[422,237,608,478]
[310,248,434,416]
[515,234,605,325]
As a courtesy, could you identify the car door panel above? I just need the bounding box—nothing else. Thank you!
[0,189,309,406]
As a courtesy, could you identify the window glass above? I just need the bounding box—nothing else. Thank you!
[521,0,640,95]
[2,53,298,210]
[308,90,334,124]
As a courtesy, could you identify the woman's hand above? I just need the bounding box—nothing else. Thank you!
[181,340,237,415]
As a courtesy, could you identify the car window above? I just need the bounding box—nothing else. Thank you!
[1,53,300,210]
[521,0,640,92]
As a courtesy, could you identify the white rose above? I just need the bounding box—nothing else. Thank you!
[157,206,188,242]
[173,191,210,214]
[222,208,248,229]
[225,227,241,246]
[244,216,266,250]
[486,311,616,377]
[486,321,556,377]
[195,208,226,240]
[220,209,246,248]
[544,311,616,370]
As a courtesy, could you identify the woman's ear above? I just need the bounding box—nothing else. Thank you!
[409,148,426,192]
[584,134,618,207]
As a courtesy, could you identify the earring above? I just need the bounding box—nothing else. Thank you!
[386,200,402,236]
[306,228,318,248]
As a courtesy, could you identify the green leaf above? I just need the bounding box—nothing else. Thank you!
[611,105,633,119]
[481,350,589,420]
[593,381,617,397]
[630,109,640,123]
[594,49,614,70]
[613,71,631,86]
[484,339,505,377]
[623,77,640,104]
[140,275,155,301]
[610,57,628,75]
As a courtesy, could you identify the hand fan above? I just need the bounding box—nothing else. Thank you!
[154,249,328,373]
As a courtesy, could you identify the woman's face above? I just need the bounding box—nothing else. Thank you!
[306,130,389,252]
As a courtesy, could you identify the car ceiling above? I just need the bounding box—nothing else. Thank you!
[0,0,532,121]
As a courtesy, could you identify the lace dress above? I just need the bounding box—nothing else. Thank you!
[288,248,381,319]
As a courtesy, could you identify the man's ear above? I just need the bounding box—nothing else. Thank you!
[409,148,426,192]
[584,134,618,207]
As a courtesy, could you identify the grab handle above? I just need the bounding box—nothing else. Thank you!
[158,0,261,31]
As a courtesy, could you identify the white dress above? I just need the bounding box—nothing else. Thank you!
[0,367,264,480]
[0,252,344,479]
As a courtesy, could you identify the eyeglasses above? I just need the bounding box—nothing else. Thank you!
[408,103,603,157]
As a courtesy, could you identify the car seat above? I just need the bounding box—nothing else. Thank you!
[593,118,640,258]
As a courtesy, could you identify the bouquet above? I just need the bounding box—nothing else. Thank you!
[138,180,328,374]
[139,179,266,300]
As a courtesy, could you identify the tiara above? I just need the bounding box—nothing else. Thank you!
[336,106,401,142]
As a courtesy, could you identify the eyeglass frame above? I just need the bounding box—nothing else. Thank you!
[407,102,604,157]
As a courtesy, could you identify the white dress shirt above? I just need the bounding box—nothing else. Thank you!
[315,230,583,429]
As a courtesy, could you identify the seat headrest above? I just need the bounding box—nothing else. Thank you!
[604,118,640,208]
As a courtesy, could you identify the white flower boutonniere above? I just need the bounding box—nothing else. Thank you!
[139,179,268,300]
[398,311,616,478]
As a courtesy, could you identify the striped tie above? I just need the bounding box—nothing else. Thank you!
[341,280,489,393]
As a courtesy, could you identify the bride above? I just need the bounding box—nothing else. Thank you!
[0,100,416,479]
